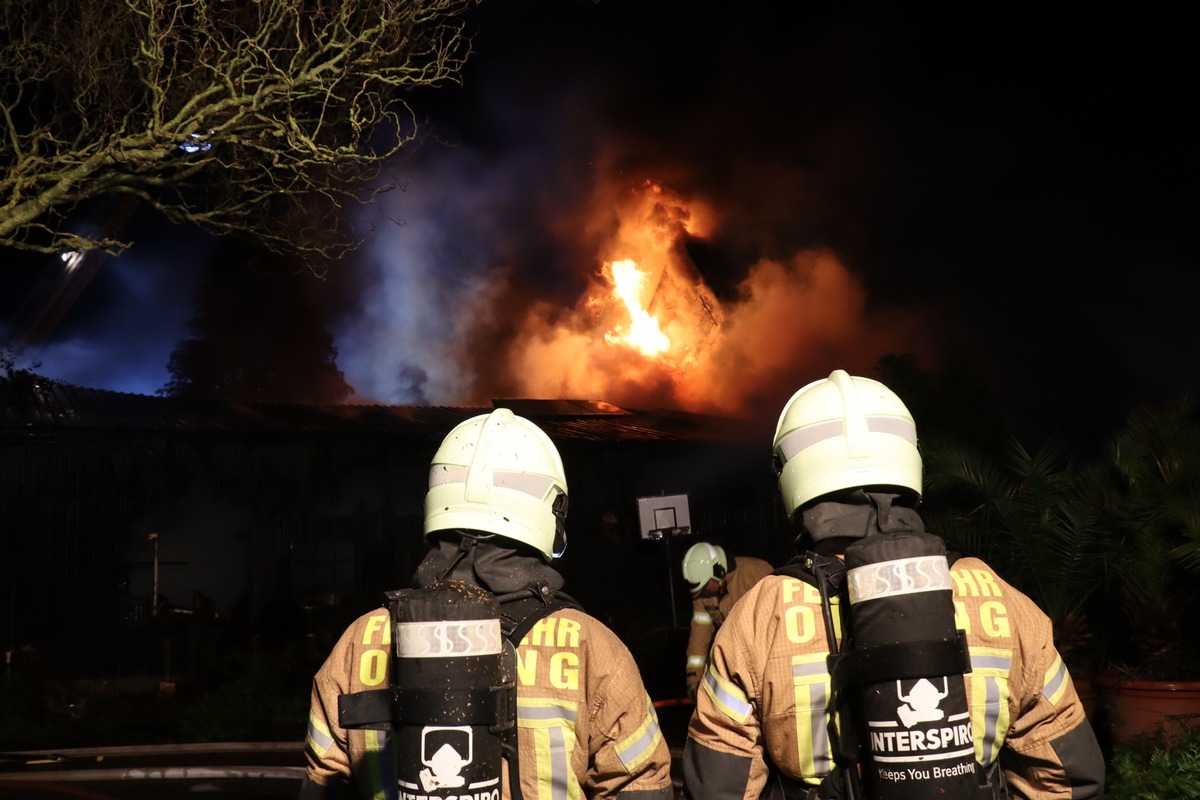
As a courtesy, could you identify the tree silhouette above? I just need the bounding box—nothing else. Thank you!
[161,239,353,404]
[0,0,476,266]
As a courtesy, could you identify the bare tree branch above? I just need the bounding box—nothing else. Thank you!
[0,0,477,270]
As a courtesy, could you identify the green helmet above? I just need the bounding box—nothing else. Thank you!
[681,542,729,596]
[773,369,921,521]
[424,408,568,561]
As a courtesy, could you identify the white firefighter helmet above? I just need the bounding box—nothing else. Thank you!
[773,369,921,521]
[424,408,568,561]
[681,542,729,596]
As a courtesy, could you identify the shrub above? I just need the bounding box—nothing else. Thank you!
[1105,718,1200,800]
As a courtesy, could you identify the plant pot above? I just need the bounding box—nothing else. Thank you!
[1073,674,1096,720]
[1094,672,1200,746]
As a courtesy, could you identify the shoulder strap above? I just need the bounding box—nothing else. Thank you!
[773,552,848,590]
[771,554,865,800]
[495,583,585,645]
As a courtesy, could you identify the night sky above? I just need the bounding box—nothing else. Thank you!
[3,2,1197,451]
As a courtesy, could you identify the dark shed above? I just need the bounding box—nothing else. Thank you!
[1,374,789,698]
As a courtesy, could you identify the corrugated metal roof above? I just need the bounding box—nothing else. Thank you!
[0,374,757,443]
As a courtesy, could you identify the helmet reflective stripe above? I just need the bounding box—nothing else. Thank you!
[775,416,918,461]
[428,464,558,502]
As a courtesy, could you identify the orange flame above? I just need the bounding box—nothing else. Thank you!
[603,259,670,356]
[495,176,934,421]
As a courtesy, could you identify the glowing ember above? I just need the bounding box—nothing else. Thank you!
[604,259,670,356]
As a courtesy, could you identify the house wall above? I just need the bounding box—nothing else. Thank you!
[1,428,786,699]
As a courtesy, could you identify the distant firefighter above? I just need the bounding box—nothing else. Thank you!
[681,541,773,700]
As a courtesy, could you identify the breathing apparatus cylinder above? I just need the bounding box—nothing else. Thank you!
[841,531,976,800]
[339,580,511,800]
[393,581,508,800]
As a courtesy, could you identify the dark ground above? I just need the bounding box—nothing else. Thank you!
[0,688,693,800]
[0,742,304,799]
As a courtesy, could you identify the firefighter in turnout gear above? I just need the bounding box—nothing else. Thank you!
[682,542,773,701]
[300,408,674,800]
[682,370,1105,800]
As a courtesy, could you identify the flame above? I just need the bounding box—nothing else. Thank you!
[603,259,670,355]
[580,180,722,374]
[466,176,934,421]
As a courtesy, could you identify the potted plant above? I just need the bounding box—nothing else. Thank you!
[923,435,1106,710]
[1089,397,1200,745]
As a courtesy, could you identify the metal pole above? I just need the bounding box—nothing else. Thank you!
[149,532,159,618]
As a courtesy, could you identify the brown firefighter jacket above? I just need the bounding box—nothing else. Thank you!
[305,604,675,800]
[686,557,775,695]
[683,555,1105,799]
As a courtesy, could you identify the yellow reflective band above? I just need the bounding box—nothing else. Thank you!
[518,697,580,727]
[1042,651,1069,706]
[791,652,833,781]
[969,647,1013,675]
[702,663,753,723]
[692,611,714,625]
[305,710,334,758]
[967,646,1012,765]
[687,655,707,668]
[364,729,391,800]
[615,697,664,772]
[518,698,580,800]
[791,652,827,680]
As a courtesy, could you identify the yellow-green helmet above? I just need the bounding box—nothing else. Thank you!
[424,408,568,561]
[773,369,921,521]
[681,542,728,596]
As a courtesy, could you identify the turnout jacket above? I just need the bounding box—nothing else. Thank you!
[305,604,674,800]
[683,555,1105,800]
[686,557,775,694]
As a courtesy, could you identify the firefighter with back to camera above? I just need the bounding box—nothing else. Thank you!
[682,370,1105,800]
[682,542,773,701]
[299,408,674,800]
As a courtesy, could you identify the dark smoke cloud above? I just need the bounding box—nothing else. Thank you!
[6,1,1197,449]
[402,0,1198,442]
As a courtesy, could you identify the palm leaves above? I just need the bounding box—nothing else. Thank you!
[1090,397,1200,679]
[922,395,1200,679]
[923,436,1104,668]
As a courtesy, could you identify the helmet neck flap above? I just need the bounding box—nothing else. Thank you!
[414,532,566,596]
[798,489,924,549]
